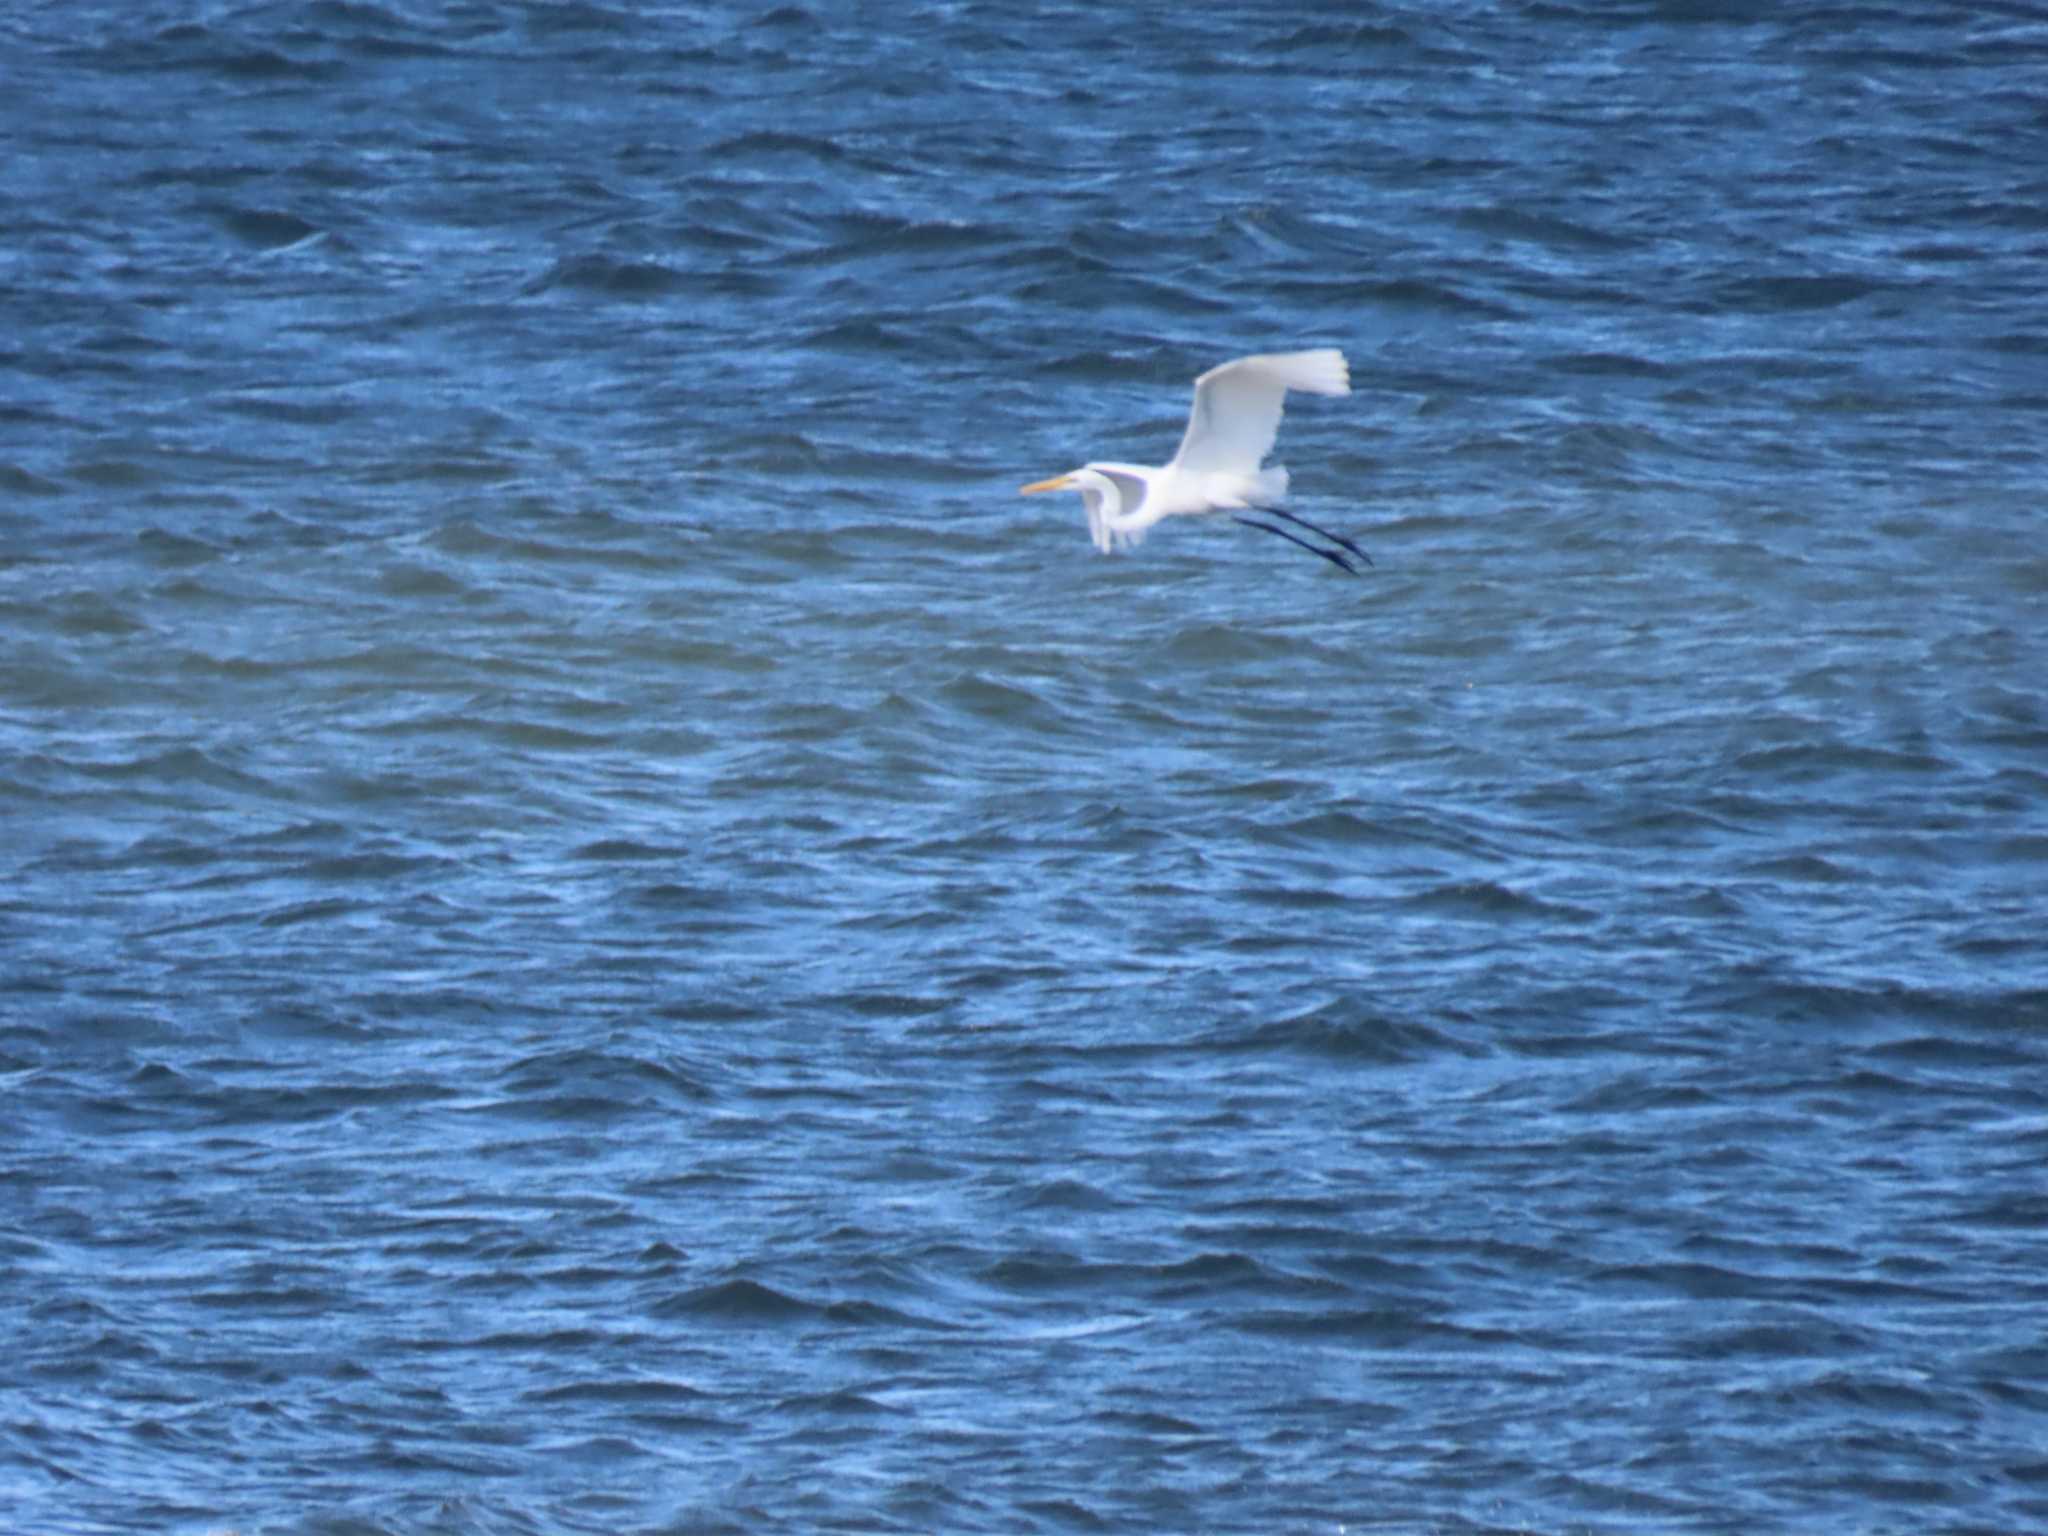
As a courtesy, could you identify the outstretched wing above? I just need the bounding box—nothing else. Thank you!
[1168,349,1350,478]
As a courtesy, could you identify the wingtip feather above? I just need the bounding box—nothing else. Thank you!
[1206,348,1349,396]
[1296,348,1350,396]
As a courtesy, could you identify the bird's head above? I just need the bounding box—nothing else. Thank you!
[1019,465,1139,514]
[1019,468,1090,498]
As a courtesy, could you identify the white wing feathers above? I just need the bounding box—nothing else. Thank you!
[1168,349,1350,478]
[1079,482,1111,552]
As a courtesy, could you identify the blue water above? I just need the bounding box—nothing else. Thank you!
[4,4,2047,1533]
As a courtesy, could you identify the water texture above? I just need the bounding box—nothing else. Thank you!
[3,3,2046,1533]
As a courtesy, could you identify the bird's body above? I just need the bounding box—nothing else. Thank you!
[1021,349,1369,572]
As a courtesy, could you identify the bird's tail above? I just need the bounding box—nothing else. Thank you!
[1254,465,1290,505]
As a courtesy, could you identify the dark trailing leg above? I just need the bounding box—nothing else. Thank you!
[1258,505,1374,568]
[1232,516,1360,574]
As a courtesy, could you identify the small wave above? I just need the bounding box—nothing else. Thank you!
[749,5,818,29]
[134,527,225,568]
[1262,21,1416,51]
[210,205,323,250]
[256,895,362,929]
[1311,275,1522,317]
[526,1378,710,1407]
[1159,622,1298,665]
[494,1045,717,1108]
[802,986,951,1020]
[0,463,64,496]
[1730,739,1953,781]
[570,837,683,862]
[1196,1004,1479,1064]
[1550,349,1677,377]
[132,24,339,80]
[219,390,360,424]
[707,129,848,164]
[76,744,269,796]
[1400,879,1596,923]
[65,458,158,491]
[1713,273,1894,312]
[49,589,151,637]
[1233,1305,1471,1344]
[657,1277,821,1324]
[773,1387,893,1416]
[936,671,1074,733]
[1457,203,1639,252]
[1250,807,1399,849]
[1683,1315,1879,1360]
[373,559,467,598]
[805,209,1008,259]
[1727,1367,1961,1419]
[1015,1177,1126,1213]
[1738,852,1860,883]
[1589,1260,1777,1301]
[526,254,683,300]
[821,1299,949,1331]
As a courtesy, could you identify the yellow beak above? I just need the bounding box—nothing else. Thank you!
[1019,474,1074,496]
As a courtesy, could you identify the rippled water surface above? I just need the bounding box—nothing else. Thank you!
[4,3,2047,1533]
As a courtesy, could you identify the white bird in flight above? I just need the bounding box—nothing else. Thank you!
[1020,348,1370,574]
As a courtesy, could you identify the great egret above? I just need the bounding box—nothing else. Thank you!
[1020,349,1369,574]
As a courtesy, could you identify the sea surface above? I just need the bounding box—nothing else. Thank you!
[4,3,2047,1533]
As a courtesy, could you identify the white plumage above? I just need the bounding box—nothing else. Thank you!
[1020,349,1369,573]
